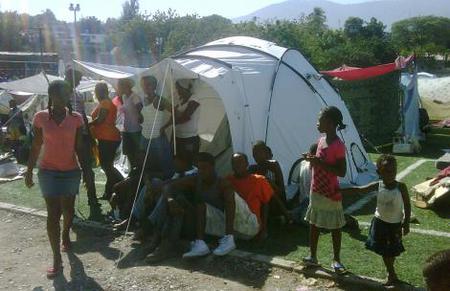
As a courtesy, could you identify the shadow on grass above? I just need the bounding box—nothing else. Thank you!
[71,223,122,262]
[429,203,450,220]
[118,248,273,289]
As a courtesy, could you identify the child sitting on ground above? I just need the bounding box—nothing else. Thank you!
[340,154,411,286]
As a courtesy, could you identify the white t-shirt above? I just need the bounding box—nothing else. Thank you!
[375,181,404,224]
[175,94,200,139]
[141,98,168,139]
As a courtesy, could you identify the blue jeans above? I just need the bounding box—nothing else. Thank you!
[148,192,194,241]
[140,135,174,180]
[131,178,164,220]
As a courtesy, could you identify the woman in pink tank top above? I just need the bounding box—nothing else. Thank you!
[25,80,85,279]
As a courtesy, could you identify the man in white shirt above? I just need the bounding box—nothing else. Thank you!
[139,76,174,179]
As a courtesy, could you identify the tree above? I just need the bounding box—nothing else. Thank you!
[121,0,140,21]
[392,16,450,58]
[344,17,364,38]
[79,16,104,34]
[305,7,327,34]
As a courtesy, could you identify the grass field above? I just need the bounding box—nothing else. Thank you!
[0,131,449,287]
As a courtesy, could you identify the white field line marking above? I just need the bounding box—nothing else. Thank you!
[396,159,433,181]
[359,221,450,238]
[345,159,433,215]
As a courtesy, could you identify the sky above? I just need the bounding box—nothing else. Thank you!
[0,0,373,22]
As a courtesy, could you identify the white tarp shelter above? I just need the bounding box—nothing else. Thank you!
[400,72,422,141]
[0,72,60,95]
[74,36,377,185]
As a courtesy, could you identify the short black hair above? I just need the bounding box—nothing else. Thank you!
[196,152,215,166]
[141,75,157,88]
[95,82,109,100]
[253,141,272,157]
[232,152,248,163]
[321,106,346,130]
[376,154,397,169]
[423,249,450,290]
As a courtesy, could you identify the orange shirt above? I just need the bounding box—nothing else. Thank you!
[33,110,83,171]
[91,99,120,141]
[227,174,273,222]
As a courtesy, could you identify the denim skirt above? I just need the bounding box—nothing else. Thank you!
[38,168,81,197]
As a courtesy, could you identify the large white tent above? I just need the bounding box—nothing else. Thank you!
[75,36,377,185]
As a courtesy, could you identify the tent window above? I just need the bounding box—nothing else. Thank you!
[350,142,369,173]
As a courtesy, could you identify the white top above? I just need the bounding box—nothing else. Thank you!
[121,92,142,133]
[175,94,200,138]
[298,160,312,204]
[375,181,404,224]
[141,98,168,139]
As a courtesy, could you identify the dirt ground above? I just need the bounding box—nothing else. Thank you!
[0,209,355,291]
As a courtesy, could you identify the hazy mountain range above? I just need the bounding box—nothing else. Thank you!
[233,0,450,29]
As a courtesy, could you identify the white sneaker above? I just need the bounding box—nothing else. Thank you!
[182,240,210,258]
[213,235,236,256]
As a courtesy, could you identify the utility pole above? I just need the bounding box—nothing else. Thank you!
[69,3,81,62]
[38,27,44,72]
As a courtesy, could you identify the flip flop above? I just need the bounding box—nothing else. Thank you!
[46,266,63,279]
[331,261,348,274]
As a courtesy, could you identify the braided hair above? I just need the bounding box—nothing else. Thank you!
[47,80,73,120]
[321,106,347,131]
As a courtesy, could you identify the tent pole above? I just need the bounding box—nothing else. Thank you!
[71,59,77,112]
[170,67,177,155]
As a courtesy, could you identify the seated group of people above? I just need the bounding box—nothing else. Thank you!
[110,144,299,262]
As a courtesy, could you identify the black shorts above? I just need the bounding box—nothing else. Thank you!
[365,217,405,257]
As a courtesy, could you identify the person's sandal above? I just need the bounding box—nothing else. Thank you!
[61,240,71,252]
[302,256,319,267]
[331,261,348,274]
[46,265,63,279]
[383,277,401,286]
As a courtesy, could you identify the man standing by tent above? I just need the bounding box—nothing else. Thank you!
[7,99,26,159]
[65,68,98,207]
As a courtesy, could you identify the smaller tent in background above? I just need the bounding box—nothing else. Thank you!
[418,76,450,121]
